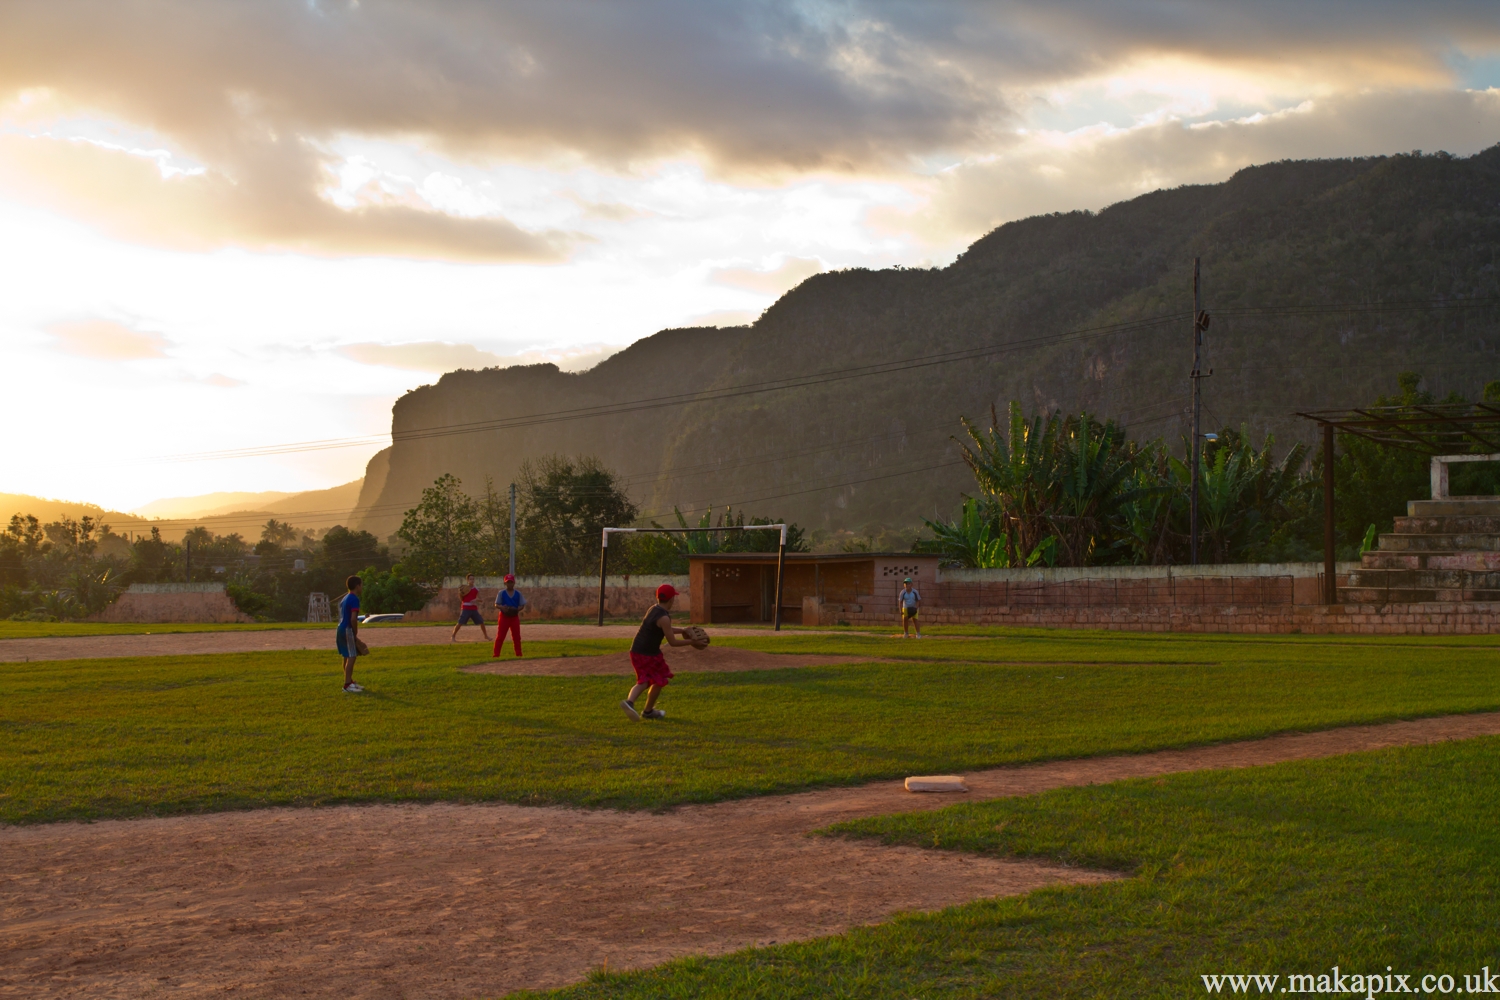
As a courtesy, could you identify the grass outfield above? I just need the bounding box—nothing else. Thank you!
[0,621,331,639]
[541,738,1500,998]
[2,632,1499,824]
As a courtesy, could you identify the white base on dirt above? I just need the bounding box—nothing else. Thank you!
[904,775,968,793]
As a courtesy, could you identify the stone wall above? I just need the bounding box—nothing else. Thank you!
[94,583,253,624]
[833,601,1500,634]
[406,575,691,622]
[802,561,1496,634]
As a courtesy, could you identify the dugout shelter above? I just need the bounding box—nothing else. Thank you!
[688,552,941,626]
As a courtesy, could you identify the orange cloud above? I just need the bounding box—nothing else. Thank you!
[339,341,621,374]
[0,133,569,262]
[711,257,824,296]
[45,318,169,359]
[0,1,1497,259]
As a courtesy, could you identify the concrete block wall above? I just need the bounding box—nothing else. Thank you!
[93,583,253,624]
[407,575,692,622]
[831,601,1500,635]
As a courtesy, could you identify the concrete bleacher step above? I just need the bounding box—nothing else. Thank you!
[1349,567,1500,588]
[1339,495,1500,605]
[1361,550,1500,570]
[1394,514,1500,534]
[1340,586,1500,604]
[1380,531,1500,551]
[1407,498,1500,517]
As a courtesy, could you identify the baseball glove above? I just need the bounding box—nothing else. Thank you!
[684,625,710,649]
[354,637,371,656]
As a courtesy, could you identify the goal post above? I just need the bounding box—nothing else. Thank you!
[597,524,789,630]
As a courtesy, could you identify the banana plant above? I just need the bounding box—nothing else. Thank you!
[922,496,1010,568]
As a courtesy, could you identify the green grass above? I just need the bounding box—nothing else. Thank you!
[537,737,1500,998]
[0,620,474,639]
[3,632,1500,824]
[0,620,345,639]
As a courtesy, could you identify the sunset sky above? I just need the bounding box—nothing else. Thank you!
[3,1,1500,512]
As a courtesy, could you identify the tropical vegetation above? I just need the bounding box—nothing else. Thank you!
[921,373,1500,567]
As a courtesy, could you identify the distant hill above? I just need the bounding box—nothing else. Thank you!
[352,148,1500,540]
[0,493,149,533]
[3,478,365,544]
[129,479,367,540]
[133,490,298,520]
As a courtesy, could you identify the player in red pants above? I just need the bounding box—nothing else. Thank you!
[493,574,526,657]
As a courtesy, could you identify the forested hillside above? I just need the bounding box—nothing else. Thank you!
[353,148,1500,541]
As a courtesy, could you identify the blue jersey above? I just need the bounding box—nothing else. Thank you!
[338,592,360,629]
[496,589,524,615]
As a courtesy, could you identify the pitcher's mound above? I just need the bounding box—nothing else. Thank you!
[462,647,885,677]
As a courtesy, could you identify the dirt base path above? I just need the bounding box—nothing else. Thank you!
[0,624,784,663]
[6,711,1500,1000]
[464,646,896,676]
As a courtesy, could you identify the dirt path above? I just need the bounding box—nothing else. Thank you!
[0,624,788,663]
[6,712,1500,999]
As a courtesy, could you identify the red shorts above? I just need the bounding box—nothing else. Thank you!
[629,652,674,688]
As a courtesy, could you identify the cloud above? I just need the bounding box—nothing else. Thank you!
[0,2,1498,259]
[685,308,762,328]
[711,256,824,296]
[882,87,1500,244]
[0,133,570,262]
[3,2,1496,170]
[45,318,169,359]
[199,373,245,388]
[339,340,622,373]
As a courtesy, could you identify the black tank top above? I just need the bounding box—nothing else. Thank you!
[631,605,669,655]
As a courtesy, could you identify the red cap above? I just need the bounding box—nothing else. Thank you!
[656,583,677,601]
[503,574,516,583]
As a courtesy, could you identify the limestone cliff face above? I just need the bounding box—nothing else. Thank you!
[354,149,1500,539]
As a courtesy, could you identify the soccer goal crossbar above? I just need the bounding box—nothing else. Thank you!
[597,524,790,630]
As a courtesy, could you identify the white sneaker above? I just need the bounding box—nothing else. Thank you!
[620,699,641,721]
[344,682,364,693]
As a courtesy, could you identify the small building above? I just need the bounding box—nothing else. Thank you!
[688,552,941,625]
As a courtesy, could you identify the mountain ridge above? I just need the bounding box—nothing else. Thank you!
[350,147,1500,539]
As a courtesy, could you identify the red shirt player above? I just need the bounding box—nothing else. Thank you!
[451,573,491,642]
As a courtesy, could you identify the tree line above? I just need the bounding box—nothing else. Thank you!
[394,454,809,582]
[0,514,428,623]
[920,373,1500,568]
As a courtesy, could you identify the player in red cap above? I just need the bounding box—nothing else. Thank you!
[493,573,527,658]
[621,583,693,721]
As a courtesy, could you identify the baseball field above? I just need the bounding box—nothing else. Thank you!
[3,624,1498,997]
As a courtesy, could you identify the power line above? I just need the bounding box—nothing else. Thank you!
[108,382,1195,534]
[140,290,1500,466]
[149,311,1189,463]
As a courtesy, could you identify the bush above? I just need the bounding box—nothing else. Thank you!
[358,566,434,615]
[226,583,275,620]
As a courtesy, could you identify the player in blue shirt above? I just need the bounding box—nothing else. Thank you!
[337,575,365,692]
[493,573,527,657]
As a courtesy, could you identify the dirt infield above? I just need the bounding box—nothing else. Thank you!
[464,646,894,676]
[7,711,1500,999]
[0,624,779,663]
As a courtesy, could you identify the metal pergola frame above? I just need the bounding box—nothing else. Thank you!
[1296,403,1500,603]
[597,524,789,630]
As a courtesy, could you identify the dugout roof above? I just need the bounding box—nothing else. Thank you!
[1295,402,1500,455]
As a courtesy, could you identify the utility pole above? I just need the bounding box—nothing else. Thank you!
[508,481,517,577]
[185,538,193,584]
[1189,258,1212,565]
